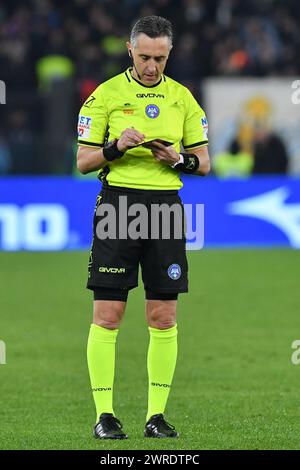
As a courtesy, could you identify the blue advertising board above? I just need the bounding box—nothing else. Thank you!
[0,177,299,250]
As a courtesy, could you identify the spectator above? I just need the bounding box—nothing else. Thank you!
[214,140,253,178]
[252,125,289,174]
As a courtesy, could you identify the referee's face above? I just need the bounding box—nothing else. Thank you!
[127,33,172,86]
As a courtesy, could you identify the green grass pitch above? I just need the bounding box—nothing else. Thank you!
[0,249,299,450]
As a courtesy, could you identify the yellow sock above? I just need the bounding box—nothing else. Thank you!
[87,323,118,421]
[146,325,178,422]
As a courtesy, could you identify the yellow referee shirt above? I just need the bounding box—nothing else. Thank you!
[77,68,208,190]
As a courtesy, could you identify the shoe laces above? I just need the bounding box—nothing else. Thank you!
[151,414,175,431]
[101,413,122,430]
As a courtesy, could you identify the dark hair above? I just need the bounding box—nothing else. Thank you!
[130,15,173,48]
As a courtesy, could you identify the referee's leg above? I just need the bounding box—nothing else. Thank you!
[87,288,127,426]
[141,191,185,436]
[144,294,179,437]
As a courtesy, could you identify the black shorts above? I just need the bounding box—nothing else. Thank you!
[87,185,188,294]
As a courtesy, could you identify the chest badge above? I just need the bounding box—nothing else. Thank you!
[145,104,160,119]
[123,103,134,115]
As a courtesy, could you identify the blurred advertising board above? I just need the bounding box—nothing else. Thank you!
[0,177,299,251]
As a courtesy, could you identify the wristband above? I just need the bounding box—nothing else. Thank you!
[103,139,124,161]
[172,153,199,174]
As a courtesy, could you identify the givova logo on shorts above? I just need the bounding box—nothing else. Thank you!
[99,267,126,273]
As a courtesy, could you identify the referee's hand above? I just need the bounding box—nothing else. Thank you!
[117,128,145,151]
[150,141,180,166]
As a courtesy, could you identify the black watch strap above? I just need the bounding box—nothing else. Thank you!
[103,139,124,161]
[173,153,199,174]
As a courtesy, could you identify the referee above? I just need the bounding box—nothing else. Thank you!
[77,15,210,439]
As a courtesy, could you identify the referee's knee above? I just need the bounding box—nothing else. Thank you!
[94,318,121,330]
[149,319,177,329]
[93,316,122,329]
[93,301,125,330]
[146,302,177,330]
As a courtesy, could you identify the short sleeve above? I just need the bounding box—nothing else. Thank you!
[182,89,209,150]
[77,87,108,148]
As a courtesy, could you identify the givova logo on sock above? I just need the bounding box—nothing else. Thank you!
[151,382,170,388]
[92,387,112,392]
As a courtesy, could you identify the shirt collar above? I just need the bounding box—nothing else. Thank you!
[124,68,165,88]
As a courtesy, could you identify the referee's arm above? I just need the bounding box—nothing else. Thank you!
[77,128,144,174]
[191,145,210,176]
[77,146,107,174]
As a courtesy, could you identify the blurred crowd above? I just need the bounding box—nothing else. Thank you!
[0,0,299,175]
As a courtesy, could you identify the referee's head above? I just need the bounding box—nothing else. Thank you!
[127,15,173,86]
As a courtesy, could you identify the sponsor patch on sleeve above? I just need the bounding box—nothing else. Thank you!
[78,115,92,139]
[201,117,208,140]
